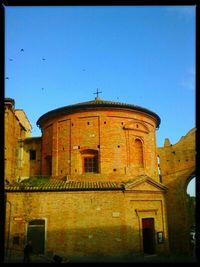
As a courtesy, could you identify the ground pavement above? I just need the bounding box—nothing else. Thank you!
[4,253,197,263]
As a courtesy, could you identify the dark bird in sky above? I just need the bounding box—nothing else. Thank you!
[5,77,9,79]
[42,88,44,90]
[20,48,24,52]
[9,58,13,61]
[42,58,46,61]
[82,69,86,71]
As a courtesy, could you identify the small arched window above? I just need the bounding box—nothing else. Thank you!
[81,149,99,173]
[134,138,144,167]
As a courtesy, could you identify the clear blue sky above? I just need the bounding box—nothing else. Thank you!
[4,5,196,195]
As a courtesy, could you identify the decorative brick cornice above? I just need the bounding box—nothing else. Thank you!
[37,98,161,129]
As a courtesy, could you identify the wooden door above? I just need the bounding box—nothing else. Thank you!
[27,219,45,254]
[142,218,155,254]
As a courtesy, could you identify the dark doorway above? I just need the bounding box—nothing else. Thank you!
[45,156,52,175]
[142,218,155,254]
[27,219,45,254]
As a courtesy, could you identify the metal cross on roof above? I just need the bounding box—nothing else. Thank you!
[93,88,102,98]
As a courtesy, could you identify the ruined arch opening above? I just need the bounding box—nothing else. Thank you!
[186,176,196,228]
[185,175,196,255]
[186,176,196,197]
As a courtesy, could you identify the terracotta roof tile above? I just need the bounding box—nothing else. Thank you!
[5,180,123,192]
[37,98,161,128]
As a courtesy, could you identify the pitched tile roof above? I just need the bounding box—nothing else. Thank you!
[5,180,123,192]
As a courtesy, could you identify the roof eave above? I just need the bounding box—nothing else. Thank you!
[37,103,161,128]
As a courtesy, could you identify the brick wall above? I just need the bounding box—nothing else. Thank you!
[4,99,31,182]
[5,189,169,259]
[40,109,160,182]
[23,138,42,177]
[157,128,196,254]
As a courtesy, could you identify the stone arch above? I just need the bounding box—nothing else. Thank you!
[160,169,195,255]
[157,128,196,255]
[183,169,196,235]
[184,170,196,196]
[172,167,196,199]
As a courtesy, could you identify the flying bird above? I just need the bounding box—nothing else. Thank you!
[42,58,46,61]
[9,58,13,61]
[20,48,24,52]
[82,69,86,71]
[5,77,9,79]
[42,88,44,90]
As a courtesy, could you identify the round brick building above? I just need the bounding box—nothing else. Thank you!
[37,97,161,182]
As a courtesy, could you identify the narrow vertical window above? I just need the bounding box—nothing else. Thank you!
[157,155,161,175]
[30,150,36,160]
[45,155,52,175]
[157,155,162,182]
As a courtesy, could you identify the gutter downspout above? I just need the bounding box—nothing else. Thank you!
[5,195,12,257]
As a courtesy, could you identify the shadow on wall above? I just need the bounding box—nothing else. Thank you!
[164,172,195,255]
[5,225,169,262]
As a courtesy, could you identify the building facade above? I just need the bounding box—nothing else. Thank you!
[4,97,195,261]
[157,128,196,255]
[36,97,161,182]
[4,98,32,182]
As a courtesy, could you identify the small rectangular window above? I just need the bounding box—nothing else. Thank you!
[30,150,36,160]
[84,156,98,173]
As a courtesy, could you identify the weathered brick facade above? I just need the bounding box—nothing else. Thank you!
[157,128,196,255]
[5,180,169,260]
[37,98,160,182]
[4,99,32,182]
[4,97,195,261]
[4,98,42,183]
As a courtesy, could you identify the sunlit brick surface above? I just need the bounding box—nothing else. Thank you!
[39,106,160,182]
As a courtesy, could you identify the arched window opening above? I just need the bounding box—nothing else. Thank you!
[186,176,196,250]
[134,138,144,167]
[81,149,99,173]
[187,177,196,197]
